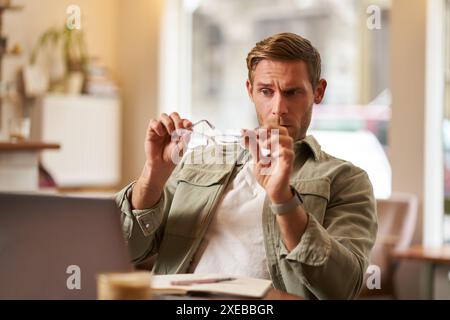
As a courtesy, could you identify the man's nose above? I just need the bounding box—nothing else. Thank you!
[272,93,288,116]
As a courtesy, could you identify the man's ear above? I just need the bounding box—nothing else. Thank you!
[314,79,327,104]
[246,80,254,102]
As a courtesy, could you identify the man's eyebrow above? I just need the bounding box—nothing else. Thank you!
[255,82,274,88]
[283,86,304,92]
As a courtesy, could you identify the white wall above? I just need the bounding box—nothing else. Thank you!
[2,0,120,151]
[2,0,163,186]
[117,0,164,186]
[5,0,119,74]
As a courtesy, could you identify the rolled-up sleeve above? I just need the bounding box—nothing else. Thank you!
[115,182,167,264]
[280,213,331,266]
[278,169,378,299]
[115,161,183,264]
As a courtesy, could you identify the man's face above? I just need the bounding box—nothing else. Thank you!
[246,59,327,141]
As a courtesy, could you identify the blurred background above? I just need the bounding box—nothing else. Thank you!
[0,0,448,299]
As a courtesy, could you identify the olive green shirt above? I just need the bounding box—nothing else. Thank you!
[115,135,377,299]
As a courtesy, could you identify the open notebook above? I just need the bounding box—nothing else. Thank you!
[151,274,272,299]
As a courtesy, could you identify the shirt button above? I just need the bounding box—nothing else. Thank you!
[145,224,150,229]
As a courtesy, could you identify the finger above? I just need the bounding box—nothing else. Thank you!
[261,125,288,136]
[256,128,269,149]
[257,131,293,157]
[181,119,193,130]
[260,135,291,165]
[254,162,265,175]
[176,131,192,154]
[242,129,260,162]
[255,127,268,141]
[255,127,283,146]
[277,126,289,136]
[255,160,275,176]
[270,148,295,162]
[256,127,288,146]
[253,129,273,158]
[172,119,193,145]
[169,112,183,130]
[160,113,176,135]
[149,119,166,137]
[247,128,267,157]
[255,138,267,151]
[270,135,293,150]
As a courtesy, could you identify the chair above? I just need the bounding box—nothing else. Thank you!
[359,193,418,298]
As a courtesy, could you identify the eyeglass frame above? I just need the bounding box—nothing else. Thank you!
[182,119,243,147]
[180,120,273,159]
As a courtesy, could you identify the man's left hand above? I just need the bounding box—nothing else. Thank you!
[243,125,295,204]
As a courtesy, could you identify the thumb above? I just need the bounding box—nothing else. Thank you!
[169,129,192,164]
[242,129,259,163]
[176,129,192,156]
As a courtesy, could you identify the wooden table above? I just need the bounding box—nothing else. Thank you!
[391,245,450,299]
[263,289,303,300]
[0,141,60,191]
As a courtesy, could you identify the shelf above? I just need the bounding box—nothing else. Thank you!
[0,141,60,151]
[0,5,24,12]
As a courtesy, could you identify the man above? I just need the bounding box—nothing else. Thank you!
[116,33,377,299]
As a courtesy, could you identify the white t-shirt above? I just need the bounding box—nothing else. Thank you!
[188,162,270,279]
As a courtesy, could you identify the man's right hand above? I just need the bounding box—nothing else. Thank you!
[132,112,192,210]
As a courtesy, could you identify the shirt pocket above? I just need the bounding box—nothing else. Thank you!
[164,166,231,238]
[291,178,330,224]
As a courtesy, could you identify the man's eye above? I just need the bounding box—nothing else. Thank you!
[284,89,302,97]
[260,89,273,96]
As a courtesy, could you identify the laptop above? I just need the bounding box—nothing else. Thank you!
[0,193,133,300]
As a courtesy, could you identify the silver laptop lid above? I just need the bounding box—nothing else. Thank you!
[0,193,132,300]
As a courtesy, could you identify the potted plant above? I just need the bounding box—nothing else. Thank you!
[29,25,88,94]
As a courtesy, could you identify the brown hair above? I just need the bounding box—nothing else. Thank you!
[246,32,322,88]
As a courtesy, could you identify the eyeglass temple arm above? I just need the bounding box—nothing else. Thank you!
[186,119,216,130]
[186,120,246,139]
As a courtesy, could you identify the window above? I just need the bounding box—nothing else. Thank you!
[190,0,391,125]
[444,0,450,242]
[161,0,392,198]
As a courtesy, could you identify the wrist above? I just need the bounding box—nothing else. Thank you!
[270,186,303,216]
[139,162,171,190]
[132,163,168,210]
[269,186,295,204]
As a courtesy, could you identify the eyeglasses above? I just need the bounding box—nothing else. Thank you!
[184,119,243,149]
[181,120,272,157]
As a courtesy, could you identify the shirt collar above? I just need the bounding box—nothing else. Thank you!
[294,135,322,161]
